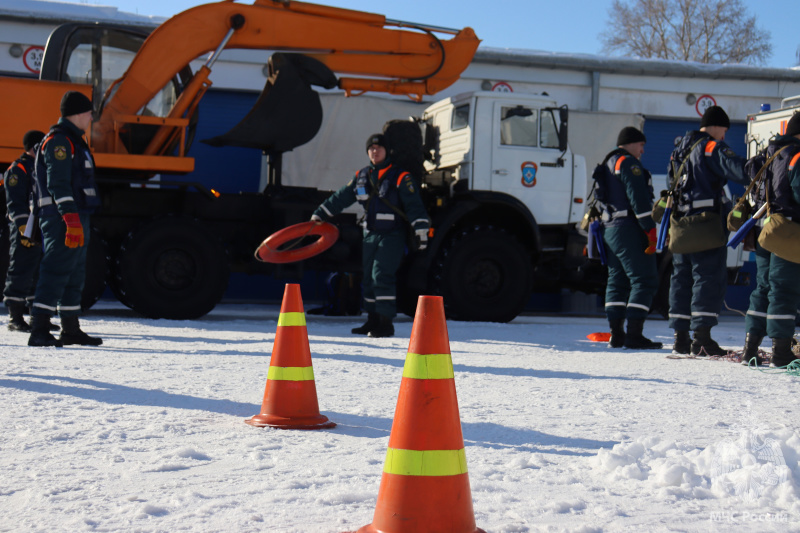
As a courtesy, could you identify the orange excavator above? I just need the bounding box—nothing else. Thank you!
[0,1,478,320]
[1,0,478,172]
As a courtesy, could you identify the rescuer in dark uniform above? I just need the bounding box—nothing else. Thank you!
[741,112,800,367]
[599,127,661,349]
[28,91,102,347]
[311,133,430,338]
[668,106,748,356]
[3,130,45,331]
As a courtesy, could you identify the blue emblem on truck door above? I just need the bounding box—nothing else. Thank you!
[521,161,537,187]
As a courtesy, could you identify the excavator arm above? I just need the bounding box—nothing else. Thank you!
[94,0,479,161]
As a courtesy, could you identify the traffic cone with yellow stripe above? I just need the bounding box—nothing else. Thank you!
[356,295,484,533]
[245,283,335,430]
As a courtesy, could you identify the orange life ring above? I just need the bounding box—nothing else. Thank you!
[255,221,339,264]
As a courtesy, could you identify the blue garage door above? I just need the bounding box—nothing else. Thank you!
[162,89,264,194]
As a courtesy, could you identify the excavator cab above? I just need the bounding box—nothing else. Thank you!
[40,23,195,159]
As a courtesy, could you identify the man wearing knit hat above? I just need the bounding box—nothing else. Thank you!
[740,111,800,367]
[666,105,748,356]
[28,90,102,347]
[3,130,45,331]
[596,126,661,349]
[311,132,430,338]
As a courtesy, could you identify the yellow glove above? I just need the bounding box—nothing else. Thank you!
[18,224,34,248]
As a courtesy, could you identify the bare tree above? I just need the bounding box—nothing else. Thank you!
[600,0,772,65]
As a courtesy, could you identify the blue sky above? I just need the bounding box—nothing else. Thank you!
[90,0,798,68]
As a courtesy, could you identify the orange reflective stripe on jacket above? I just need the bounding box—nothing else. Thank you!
[704,140,717,156]
[396,171,410,186]
[614,155,627,174]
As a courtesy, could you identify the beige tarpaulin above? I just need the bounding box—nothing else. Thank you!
[279,94,425,193]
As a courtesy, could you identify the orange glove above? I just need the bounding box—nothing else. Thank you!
[63,213,84,248]
[645,228,657,255]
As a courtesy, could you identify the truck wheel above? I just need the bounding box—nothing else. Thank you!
[114,217,229,319]
[81,230,109,311]
[432,227,532,322]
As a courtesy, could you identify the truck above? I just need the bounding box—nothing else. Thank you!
[746,96,800,156]
[0,0,606,322]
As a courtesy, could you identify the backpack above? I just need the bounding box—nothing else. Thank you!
[382,119,425,189]
[590,161,613,206]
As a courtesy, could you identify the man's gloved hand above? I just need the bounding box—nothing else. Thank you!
[18,225,34,248]
[310,214,323,223]
[62,213,84,248]
[645,228,657,255]
[414,228,428,251]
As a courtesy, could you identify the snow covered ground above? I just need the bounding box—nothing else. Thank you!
[1,299,798,532]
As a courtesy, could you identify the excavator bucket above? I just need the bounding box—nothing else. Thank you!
[202,53,338,152]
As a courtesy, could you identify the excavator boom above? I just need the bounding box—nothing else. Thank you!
[94,0,479,160]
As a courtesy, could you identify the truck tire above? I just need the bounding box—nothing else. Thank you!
[114,217,229,319]
[432,226,532,322]
[81,230,109,311]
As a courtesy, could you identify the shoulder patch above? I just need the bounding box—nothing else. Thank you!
[53,145,68,160]
[630,165,642,176]
[403,175,415,193]
[723,147,736,157]
[7,175,18,187]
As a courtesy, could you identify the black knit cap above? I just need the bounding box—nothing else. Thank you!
[365,133,388,152]
[785,112,800,137]
[60,90,93,117]
[616,126,646,146]
[22,130,45,151]
[700,105,730,129]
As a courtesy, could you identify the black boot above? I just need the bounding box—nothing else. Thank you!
[770,337,799,368]
[691,326,727,356]
[740,333,765,366]
[673,330,691,354]
[351,312,379,335]
[367,314,394,338]
[60,316,103,346]
[7,301,31,332]
[27,315,63,347]
[607,318,625,348]
[623,318,662,349]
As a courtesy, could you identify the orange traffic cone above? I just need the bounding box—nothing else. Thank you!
[245,283,335,430]
[357,295,484,533]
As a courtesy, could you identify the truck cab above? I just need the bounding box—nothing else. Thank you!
[422,91,587,225]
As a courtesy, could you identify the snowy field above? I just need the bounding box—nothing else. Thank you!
[1,299,798,533]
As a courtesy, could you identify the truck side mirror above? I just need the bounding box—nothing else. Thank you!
[558,105,569,152]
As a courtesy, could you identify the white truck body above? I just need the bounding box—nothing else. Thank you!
[746,97,800,157]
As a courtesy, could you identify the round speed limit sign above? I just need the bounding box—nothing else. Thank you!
[695,94,717,116]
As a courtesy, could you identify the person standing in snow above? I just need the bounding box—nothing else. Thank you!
[667,106,748,356]
[3,130,45,332]
[311,133,430,338]
[598,127,661,350]
[28,91,102,347]
[739,112,800,367]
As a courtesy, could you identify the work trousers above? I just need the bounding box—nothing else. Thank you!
[361,229,405,319]
[3,221,41,306]
[602,224,658,321]
[668,245,727,331]
[745,240,800,339]
[31,213,90,318]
